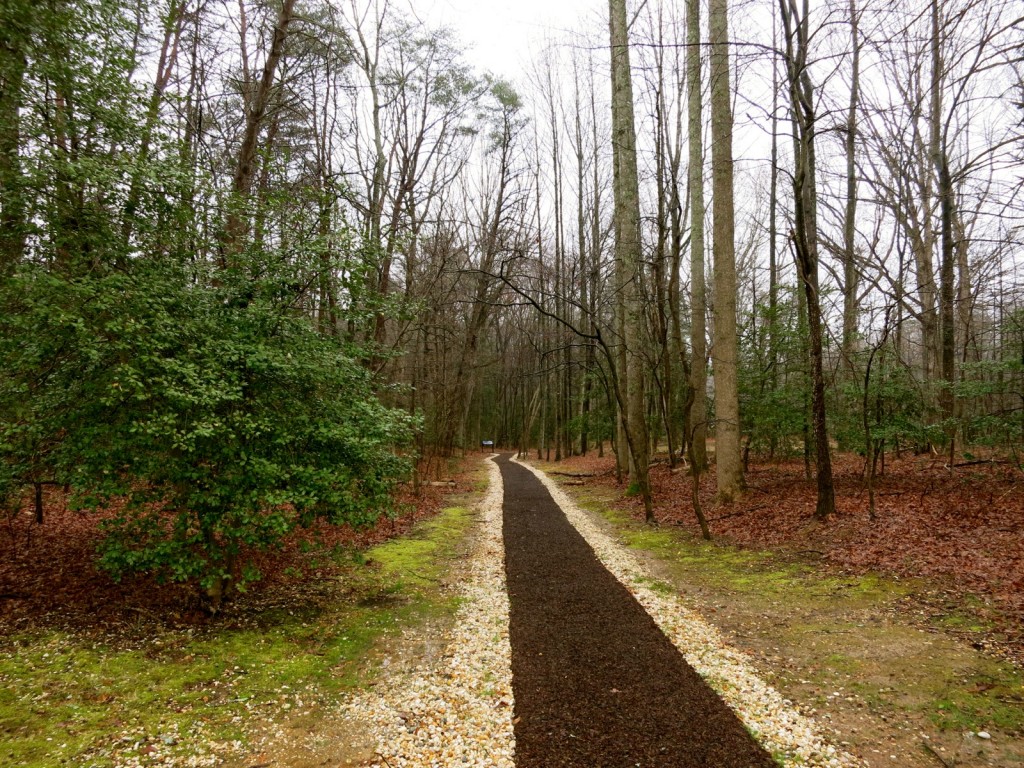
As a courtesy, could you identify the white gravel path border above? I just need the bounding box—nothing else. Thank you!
[514,456,868,768]
[340,456,867,768]
[341,456,516,768]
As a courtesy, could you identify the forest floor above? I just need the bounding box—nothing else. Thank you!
[0,460,484,768]
[533,447,1024,767]
[547,448,1024,661]
[2,450,1023,767]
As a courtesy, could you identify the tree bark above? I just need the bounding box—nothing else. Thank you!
[573,65,593,456]
[780,0,836,520]
[841,0,861,368]
[609,0,654,523]
[709,0,743,501]
[121,0,184,246]
[686,0,709,471]
[221,0,296,267]
[768,9,781,453]
[930,0,956,428]
[0,1,30,275]
[650,12,677,467]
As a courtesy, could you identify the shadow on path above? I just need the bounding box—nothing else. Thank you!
[496,453,775,768]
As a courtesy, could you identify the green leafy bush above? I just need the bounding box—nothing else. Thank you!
[0,260,414,607]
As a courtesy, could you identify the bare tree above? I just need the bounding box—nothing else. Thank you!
[778,0,837,520]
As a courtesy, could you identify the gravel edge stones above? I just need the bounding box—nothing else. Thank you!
[501,453,775,767]
[513,457,867,768]
[339,455,864,768]
[340,456,516,768]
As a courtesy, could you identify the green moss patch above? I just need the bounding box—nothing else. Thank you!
[368,505,475,588]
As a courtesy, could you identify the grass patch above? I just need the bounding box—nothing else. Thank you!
[583,488,913,608]
[930,670,1024,732]
[633,575,676,595]
[931,593,997,635]
[0,503,481,767]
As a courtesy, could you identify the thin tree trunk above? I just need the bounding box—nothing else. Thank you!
[221,0,296,267]
[768,9,780,458]
[0,3,30,275]
[842,0,861,369]
[652,24,676,467]
[589,61,603,459]
[573,66,592,456]
[122,0,184,245]
[780,0,836,520]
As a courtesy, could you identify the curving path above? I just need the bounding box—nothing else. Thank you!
[496,453,776,768]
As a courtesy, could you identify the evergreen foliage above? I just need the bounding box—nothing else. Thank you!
[0,0,414,605]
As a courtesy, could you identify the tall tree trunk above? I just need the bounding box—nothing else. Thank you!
[768,7,780,438]
[346,0,391,348]
[651,20,676,467]
[686,0,709,471]
[549,73,565,461]
[841,0,861,369]
[667,80,692,468]
[589,62,603,459]
[122,0,184,246]
[573,66,593,456]
[609,0,654,523]
[954,210,973,368]
[709,0,743,501]
[780,0,836,520]
[930,0,956,429]
[0,1,30,275]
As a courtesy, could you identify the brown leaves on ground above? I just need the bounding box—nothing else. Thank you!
[0,466,468,636]
[547,449,1024,661]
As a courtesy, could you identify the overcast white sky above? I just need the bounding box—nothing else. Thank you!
[412,0,604,80]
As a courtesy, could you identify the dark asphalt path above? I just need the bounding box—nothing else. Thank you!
[496,453,775,768]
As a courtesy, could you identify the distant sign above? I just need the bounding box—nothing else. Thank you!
[481,440,494,447]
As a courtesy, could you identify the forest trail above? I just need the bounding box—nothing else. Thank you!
[496,453,776,767]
